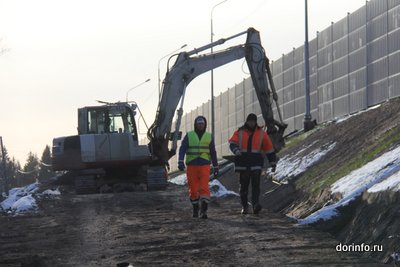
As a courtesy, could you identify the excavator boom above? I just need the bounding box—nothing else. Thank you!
[148,28,287,166]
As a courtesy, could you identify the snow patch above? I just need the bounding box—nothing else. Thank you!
[1,183,61,215]
[11,195,37,213]
[1,183,39,211]
[275,142,336,182]
[169,173,238,198]
[298,145,400,225]
[368,170,400,193]
[209,179,239,198]
[41,188,61,196]
[331,145,400,197]
[169,173,187,185]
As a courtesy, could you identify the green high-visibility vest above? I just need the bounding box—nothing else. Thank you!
[186,131,212,164]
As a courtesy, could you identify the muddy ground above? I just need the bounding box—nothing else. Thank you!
[0,181,384,267]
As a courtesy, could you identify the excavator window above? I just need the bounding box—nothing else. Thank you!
[88,109,108,134]
[86,106,138,140]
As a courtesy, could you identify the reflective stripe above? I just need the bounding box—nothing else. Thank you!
[235,166,262,171]
[199,196,211,203]
[250,166,262,170]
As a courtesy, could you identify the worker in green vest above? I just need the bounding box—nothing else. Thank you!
[178,116,219,219]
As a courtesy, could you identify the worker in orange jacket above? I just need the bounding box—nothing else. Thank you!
[229,113,277,215]
[178,116,219,219]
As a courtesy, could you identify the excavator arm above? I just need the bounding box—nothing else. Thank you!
[148,28,287,166]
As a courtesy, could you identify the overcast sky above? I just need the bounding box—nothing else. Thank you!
[0,0,367,164]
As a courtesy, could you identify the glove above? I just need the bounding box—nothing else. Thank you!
[234,149,242,156]
[213,166,219,177]
[178,161,185,171]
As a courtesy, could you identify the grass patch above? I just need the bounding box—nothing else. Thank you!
[296,126,400,195]
[281,125,325,153]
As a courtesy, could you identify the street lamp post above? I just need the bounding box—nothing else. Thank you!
[125,78,151,102]
[158,44,188,101]
[304,0,314,131]
[211,0,228,139]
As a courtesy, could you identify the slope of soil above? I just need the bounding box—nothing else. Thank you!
[244,97,400,263]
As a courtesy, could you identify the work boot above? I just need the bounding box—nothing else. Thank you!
[253,203,262,215]
[200,201,208,219]
[241,205,249,215]
[192,203,199,218]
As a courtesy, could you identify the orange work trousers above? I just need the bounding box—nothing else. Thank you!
[186,165,211,201]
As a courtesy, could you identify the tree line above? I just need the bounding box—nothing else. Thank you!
[0,145,55,191]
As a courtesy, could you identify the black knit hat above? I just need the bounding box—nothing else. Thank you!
[246,113,257,122]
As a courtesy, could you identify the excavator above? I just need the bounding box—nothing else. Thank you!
[51,27,287,193]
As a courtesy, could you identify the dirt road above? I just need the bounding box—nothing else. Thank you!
[0,183,383,266]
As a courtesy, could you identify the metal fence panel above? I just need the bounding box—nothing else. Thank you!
[294,64,304,81]
[333,76,349,98]
[235,81,244,97]
[318,27,332,48]
[283,68,294,86]
[333,96,350,118]
[228,87,236,114]
[333,17,348,41]
[349,5,366,32]
[389,74,400,97]
[349,27,366,52]
[318,64,333,86]
[294,114,304,130]
[318,46,332,67]
[350,88,367,113]
[236,108,245,127]
[367,57,388,84]
[310,74,318,93]
[295,81,305,99]
[294,46,304,65]
[283,101,295,120]
[221,91,229,130]
[295,96,305,116]
[235,93,244,111]
[367,0,388,20]
[388,28,400,53]
[274,73,284,90]
[283,51,294,70]
[283,84,295,102]
[389,0,400,9]
[310,90,318,111]
[389,51,400,75]
[367,36,387,63]
[309,38,318,56]
[310,55,318,75]
[318,101,333,122]
[272,58,283,75]
[333,57,349,80]
[228,113,236,128]
[318,83,333,104]
[367,79,389,106]
[367,13,388,42]
[349,67,367,92]
[244,80,254,106]
[333,37,348,60]
[349,47,367,72]
[388,5,400,31]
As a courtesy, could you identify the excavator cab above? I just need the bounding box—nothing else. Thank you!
[77,103,138,138]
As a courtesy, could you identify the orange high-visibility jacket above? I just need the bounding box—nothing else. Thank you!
[229,126,274,171]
